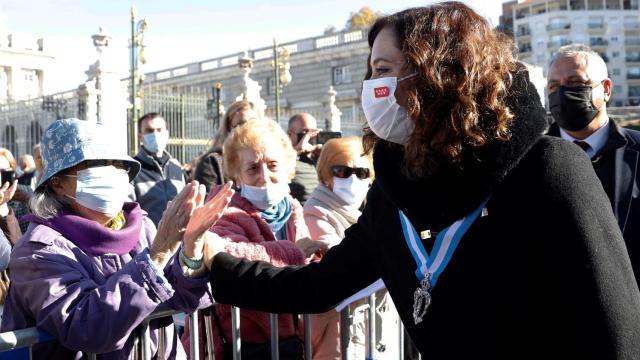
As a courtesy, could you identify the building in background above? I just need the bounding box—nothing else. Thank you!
[508,0,640,106]
[0,34,54,103]
[499,0,519,35]
[142,29,370,136]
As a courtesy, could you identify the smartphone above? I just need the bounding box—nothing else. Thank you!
[296,132,306,145]
[0,170,15,185]
[316,131,342,145]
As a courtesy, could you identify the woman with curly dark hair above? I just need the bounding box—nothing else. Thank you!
[203,2,640,358]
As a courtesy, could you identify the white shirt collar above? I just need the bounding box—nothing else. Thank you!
[559,118,610,159]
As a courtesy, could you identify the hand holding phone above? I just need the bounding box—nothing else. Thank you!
[0,170,15,186]
[316,131,342,145]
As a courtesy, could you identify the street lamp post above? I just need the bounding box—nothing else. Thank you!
[215,82,222,129]
[271,39,292,123]
[129,6,148,153]
[207,82,224,130]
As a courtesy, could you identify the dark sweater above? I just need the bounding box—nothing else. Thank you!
[209,69,640,359]
[289,156,319,204]
[132,148,185,226]
[193,148,225,193]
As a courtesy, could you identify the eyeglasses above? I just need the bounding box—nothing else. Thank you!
[331,165,370,180]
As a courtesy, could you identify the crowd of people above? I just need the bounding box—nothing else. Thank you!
[0,1,638,359]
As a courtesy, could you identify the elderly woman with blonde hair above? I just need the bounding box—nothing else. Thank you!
[193,100,261,192]
[182,118,322,359]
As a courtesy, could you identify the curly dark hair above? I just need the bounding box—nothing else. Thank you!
[363,2,519,178]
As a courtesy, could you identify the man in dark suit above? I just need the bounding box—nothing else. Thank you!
[547,44,640,280]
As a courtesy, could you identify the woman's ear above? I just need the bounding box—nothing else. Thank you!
[48,177,67,196]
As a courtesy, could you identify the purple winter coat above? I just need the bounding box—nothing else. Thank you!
[1,207,212,359]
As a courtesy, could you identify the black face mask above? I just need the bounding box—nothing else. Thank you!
[548,84,603,132]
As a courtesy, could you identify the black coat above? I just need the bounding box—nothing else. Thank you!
[193,148,225,193]
[131,148,185,226]
[548,121,640,280]
[209,70,640,359]
[289,156,319,204]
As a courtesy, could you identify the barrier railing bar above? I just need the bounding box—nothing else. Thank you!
[303,314,312,360]
[190,310,200,360]
[137,321,151,360]
[269,313,279,360]
[340,307,350,360]
[367,294,376,360]
[204,310,215,360]
[398,323,404,360]
[0,328,40,351]
[143,305,179,323]
[158,327,166,360]
[0,296,406,360]
[231,306,241,360]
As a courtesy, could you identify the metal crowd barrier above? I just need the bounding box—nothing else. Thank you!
[0,295,415,360]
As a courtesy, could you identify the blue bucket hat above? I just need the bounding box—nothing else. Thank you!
[37,118,141,190]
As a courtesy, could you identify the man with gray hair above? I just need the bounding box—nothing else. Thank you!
[546,43,640,281]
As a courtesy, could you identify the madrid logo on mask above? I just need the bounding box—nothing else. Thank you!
[374,86,390,98]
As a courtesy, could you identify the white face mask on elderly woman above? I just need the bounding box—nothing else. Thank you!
[66,166,131,216]
[361,73,417,145]
[333,175,370,207]
[241,182,289,210]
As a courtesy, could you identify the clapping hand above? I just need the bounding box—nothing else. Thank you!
[182,182,234,260]
[150,181,199,269]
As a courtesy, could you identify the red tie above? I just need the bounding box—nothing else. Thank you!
[573,140,590,152]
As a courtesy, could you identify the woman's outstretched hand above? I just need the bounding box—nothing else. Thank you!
[203,231,228,270]
[182,182,234,260]
[296,237,331,258]
[150,181,199,269]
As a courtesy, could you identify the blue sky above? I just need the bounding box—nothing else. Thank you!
[0,0,506,92]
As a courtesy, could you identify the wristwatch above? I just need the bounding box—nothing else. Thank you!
[179,248,204,270]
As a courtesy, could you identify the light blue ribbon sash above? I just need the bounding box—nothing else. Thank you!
[399,198,489,287]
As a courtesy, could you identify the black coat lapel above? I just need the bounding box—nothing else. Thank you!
[614,130,639,233]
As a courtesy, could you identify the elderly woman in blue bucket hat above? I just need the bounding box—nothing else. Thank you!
[0,119,234,359]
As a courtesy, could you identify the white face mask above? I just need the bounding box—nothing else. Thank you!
[70,166,131,216]
[143,131,169,154]
[361,73,417,145]
[241,181,289,210]
[332,175,370,207]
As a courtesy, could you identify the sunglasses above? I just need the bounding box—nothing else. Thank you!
[332,165,370,180]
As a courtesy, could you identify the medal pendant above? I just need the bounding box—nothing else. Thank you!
[412,273,432,324]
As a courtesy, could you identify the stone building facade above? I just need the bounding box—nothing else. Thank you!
[142,29,370,136]
[0,33,54,103]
